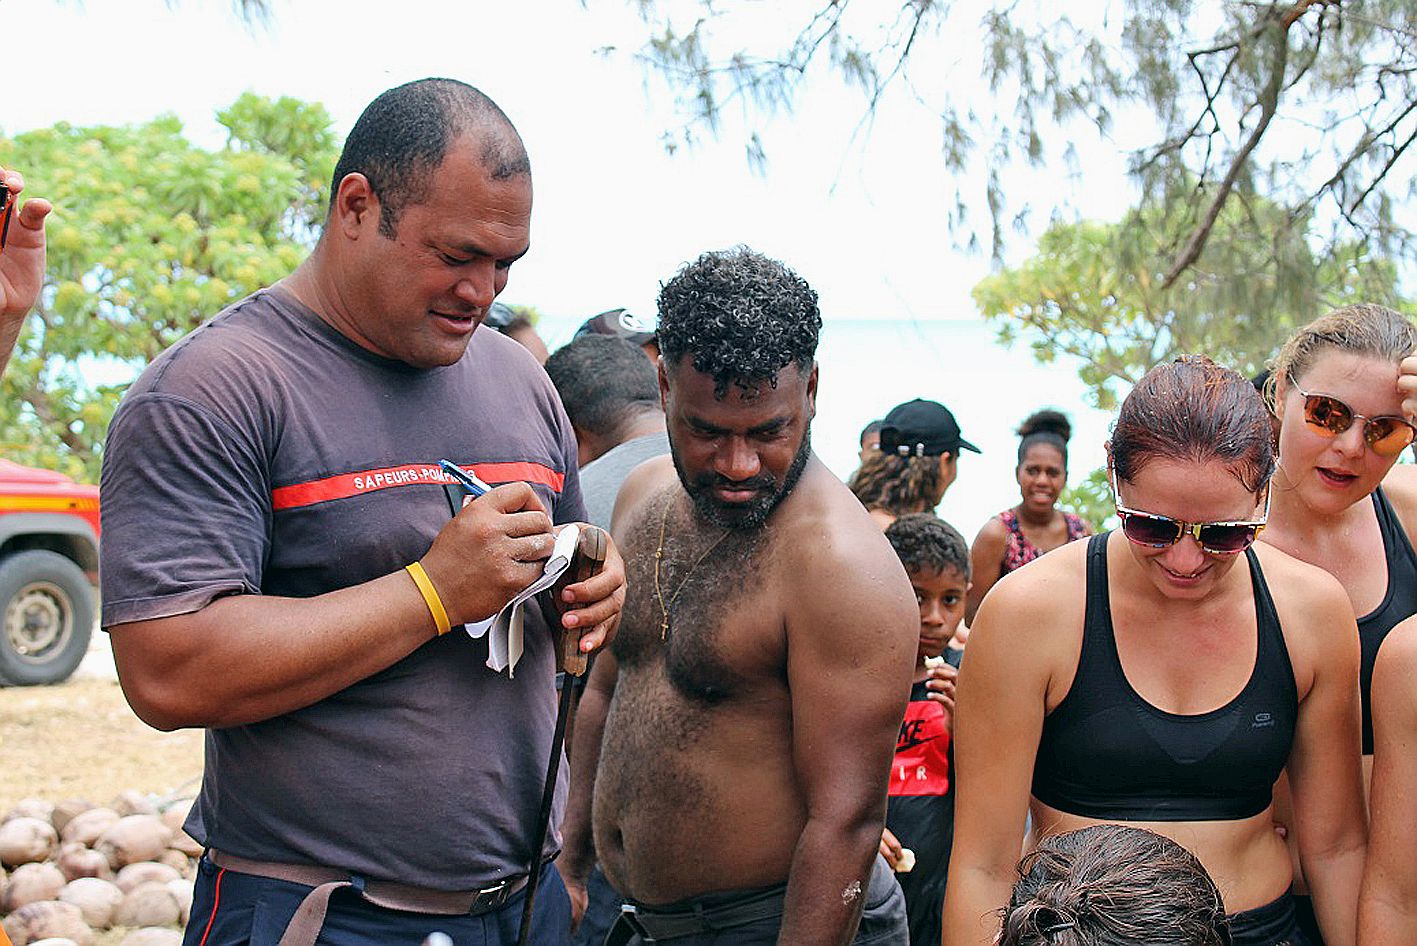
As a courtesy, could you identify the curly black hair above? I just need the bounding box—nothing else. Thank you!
[884,513,971,580]
[656,247,821,397]
[330,78,529,238]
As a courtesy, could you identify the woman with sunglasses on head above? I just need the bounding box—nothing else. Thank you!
[944,356,1366,946]
[1247,304,1417,943]
[1259,304,1417,764]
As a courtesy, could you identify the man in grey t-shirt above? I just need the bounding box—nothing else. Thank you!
[100,80,625,946]
[546,334,670,531]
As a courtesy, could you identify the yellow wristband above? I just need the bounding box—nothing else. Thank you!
[405,561,451,636]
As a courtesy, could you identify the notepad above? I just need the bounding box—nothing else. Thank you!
[464,524,583,677]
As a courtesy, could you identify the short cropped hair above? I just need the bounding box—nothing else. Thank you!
[885,514,971,580]
[545,335,661,438]
[1000,825,1229,946]
[656,247,821,398]
[331,78,529,237]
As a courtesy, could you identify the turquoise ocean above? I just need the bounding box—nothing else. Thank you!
[535,316,1115,544]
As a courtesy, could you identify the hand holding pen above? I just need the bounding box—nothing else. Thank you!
[417,462,555,627]
[423,459,625,655]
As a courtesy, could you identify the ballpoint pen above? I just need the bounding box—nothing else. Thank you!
[437,458,495,497]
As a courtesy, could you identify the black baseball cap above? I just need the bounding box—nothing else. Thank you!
[879,399,980,457]
[574,308,656,346]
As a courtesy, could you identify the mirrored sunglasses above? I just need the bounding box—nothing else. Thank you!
[1298,388,1415,457]
[1110,478,1269,555]
[1115,506,1266,554]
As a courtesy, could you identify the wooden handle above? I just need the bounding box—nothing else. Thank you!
[557,525,607,676]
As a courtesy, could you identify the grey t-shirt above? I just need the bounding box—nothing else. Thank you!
[100,287,585,890]
[578,431,671,530]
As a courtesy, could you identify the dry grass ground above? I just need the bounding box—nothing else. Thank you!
[0,677,203,818]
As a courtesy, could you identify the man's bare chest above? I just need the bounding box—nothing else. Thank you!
[614,507,785,704]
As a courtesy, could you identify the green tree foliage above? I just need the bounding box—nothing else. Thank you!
[616,1,1417,287]
[973,193,1405,409]
[0,94,338,481]
[1060,467,1117,535]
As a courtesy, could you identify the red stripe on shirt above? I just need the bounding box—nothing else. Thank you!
[271,461,566,511]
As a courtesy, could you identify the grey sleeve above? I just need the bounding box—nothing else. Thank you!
[551,394,587,527]
[100,393,271,626]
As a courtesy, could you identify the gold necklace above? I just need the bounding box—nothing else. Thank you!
[653,495,731,641]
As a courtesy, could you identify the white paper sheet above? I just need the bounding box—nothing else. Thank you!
[464,524,581,676]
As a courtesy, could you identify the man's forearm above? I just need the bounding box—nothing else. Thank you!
[560,672,613,881]
[112,569,439,730]
[777,817,882,946]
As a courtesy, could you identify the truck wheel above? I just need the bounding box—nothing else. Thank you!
[0,550,94,686]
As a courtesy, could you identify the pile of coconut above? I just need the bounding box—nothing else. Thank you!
[0,792,196,946]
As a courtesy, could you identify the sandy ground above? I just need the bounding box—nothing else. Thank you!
[0,627,203,818]
[0,629,204,943]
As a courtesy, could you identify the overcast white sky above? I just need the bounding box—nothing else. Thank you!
[7,0,1154,525]
[7,0,1138,323]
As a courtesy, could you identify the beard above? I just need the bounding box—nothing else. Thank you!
[672,425,813,531]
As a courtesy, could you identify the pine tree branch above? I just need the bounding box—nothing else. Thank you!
[1346,122,1417,216]
[1161,13,1293,289]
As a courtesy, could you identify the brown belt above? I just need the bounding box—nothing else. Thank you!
[207,849,529,946]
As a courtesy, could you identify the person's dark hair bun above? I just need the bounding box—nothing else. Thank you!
[1017,410,1072,444]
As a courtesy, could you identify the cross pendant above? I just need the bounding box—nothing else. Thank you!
[660,618,670,641]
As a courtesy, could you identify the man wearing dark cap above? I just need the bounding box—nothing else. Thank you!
[574,307,659,363]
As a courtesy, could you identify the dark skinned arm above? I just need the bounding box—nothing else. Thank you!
[560,648,620,929]
[776,524,918,946]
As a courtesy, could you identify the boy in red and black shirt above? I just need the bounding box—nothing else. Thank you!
[880,513,971,946]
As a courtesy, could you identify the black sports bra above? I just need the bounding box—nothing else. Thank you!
[1358,487,1417,754]
[1031,534,1299,821]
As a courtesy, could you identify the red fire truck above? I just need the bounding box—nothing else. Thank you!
[0,459,98,685]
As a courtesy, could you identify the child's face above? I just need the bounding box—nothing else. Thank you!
[909,565,969,662]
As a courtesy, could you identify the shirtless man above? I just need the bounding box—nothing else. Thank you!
[560,247,919,945]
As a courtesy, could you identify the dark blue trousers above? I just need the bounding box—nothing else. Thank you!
[183,856,570,946]
[569,863,623,946]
